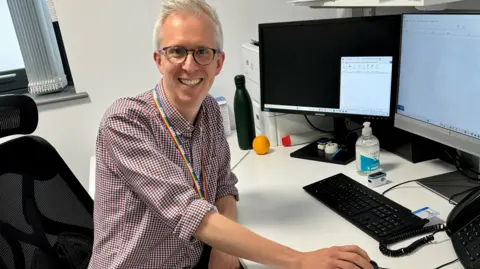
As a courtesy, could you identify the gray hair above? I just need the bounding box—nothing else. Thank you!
[153,0,224,51]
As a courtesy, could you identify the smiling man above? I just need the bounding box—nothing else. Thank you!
[89,1,373,269]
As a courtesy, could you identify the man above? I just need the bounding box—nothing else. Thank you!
[89,0,374,268]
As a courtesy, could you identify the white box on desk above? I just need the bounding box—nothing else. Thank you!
[242,42,330,147]
[242,43,279,146]
[242,43,260,86]
[252,98,279,146]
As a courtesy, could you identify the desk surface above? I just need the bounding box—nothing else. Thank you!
[88,132,463,268]
[233,143,461,269]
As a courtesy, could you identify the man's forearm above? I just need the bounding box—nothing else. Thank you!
[215,195,237,221]
[195,211,302,269]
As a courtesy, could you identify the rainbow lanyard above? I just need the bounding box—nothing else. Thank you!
[152,85,208,200]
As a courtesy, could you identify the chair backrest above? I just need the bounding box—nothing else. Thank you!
[0,94,38,139]
[0,95,93,269]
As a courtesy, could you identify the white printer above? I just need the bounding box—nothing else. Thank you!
[242,43,331,147]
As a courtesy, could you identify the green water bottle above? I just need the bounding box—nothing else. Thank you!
[234,75,256,150]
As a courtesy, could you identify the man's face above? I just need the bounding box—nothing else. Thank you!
[154,11,225,110]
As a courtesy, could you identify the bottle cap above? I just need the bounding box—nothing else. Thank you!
[234,75,246,87]
[282,136,291,147]
[362,121,372,136]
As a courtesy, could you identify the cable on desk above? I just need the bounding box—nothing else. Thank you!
[231,151,251,171]
[379,224,446,257]
[382,174,480,203]
[381,180,419,195]
[434,258,458,269]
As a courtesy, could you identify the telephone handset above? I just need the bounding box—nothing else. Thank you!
[380,187,480,268]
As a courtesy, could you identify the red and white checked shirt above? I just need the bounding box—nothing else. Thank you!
[89,84,239,268]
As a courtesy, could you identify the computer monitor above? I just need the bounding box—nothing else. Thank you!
[395,13,480,203]
[259,15,401,119]
[258,15,402,165]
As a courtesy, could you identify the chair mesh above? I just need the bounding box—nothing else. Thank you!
[0,96,91,268]
[0,107,21,131]
[0,171,93,269]
[34,174,92,229]
[0,95,38,139]
[0,235,13,269]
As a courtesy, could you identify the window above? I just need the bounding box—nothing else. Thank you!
[0,0,73,95]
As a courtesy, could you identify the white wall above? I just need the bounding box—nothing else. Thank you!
[208,1,339,124]
[42,0,338,190]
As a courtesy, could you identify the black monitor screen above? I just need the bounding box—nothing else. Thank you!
[259,15,401,118]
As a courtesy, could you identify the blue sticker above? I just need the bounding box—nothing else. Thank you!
[360,155,380,172]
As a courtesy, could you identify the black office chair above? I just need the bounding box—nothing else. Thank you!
[0,94,94,269]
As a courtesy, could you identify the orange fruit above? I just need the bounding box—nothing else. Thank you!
[252,136,270,155]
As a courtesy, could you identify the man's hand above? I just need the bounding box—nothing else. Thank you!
[195,212,372,269]
[299,245,373,269]
[208,248,241,269]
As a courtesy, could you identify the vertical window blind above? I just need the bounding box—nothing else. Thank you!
[6,0,67,95]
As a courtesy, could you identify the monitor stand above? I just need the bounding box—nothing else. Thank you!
[417,171,480,205]
[290,118,356,165]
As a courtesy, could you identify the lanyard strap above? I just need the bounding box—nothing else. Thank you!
[152,86,208,200]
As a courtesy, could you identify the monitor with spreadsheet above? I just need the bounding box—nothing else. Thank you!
[395,13,480,158]
[259,15,401,120]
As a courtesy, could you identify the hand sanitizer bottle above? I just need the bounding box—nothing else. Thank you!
[356,122,380,175]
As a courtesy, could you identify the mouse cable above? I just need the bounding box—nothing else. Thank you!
[381,180,419,195]
[434,258,458,269]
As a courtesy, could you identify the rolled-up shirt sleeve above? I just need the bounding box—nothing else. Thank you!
[213,106,239,202]
[101,112,215,244]
[215,139,239,201]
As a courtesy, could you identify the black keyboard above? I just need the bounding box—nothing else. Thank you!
[303,173,429,242]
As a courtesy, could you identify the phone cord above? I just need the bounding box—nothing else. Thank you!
[379,224,447,257]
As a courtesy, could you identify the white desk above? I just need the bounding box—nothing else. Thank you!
[233,144,462,269]
[88,133,463,268]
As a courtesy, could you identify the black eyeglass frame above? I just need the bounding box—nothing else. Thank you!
[159,46,221,66]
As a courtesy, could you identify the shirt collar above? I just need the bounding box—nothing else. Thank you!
[155,81,204,137]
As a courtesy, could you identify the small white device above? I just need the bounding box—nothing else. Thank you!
[317,138,330,150]
[367,171,387,188]
[324,142,339,154]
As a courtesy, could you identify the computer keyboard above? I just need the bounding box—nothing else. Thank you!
[303,173,429,242]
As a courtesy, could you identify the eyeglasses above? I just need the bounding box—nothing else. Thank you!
[159,46,219,66]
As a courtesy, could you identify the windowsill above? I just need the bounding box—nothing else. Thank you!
[25,86,89,106]
[1,85,89,106]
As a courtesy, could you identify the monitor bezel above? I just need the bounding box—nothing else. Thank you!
[258,14,402,122]
[394,13,480,158]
